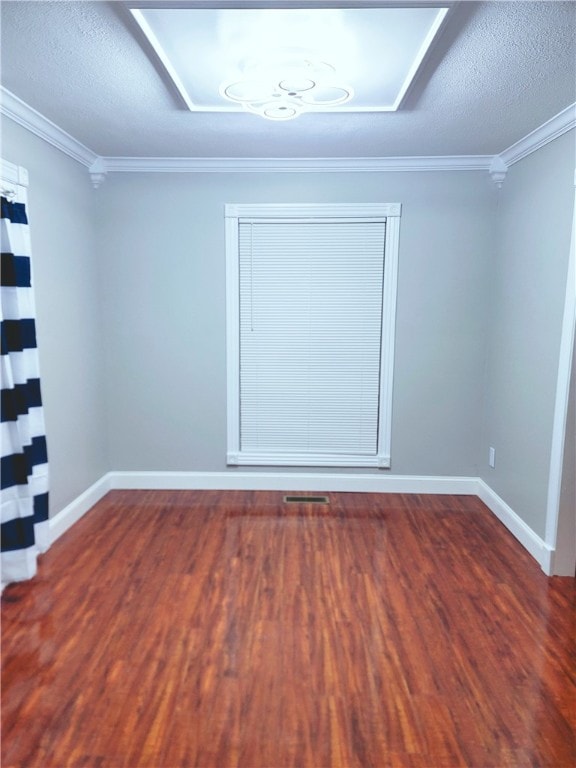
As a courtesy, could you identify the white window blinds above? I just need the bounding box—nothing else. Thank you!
[226,204,401,468]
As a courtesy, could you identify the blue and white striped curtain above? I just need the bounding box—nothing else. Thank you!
[1,195,49,585]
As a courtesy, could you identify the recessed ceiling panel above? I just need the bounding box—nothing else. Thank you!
[130,6,450,119]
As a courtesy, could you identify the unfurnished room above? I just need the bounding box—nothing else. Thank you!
[0,1,575,766]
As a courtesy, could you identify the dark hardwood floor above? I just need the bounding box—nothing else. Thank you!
[2,490,575,768]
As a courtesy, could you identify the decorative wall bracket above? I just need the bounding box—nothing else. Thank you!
[489,156,508,188]
[89,157,107,189]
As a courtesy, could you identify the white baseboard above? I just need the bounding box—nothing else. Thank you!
[476,479,553,574]
[108,470,479,495]
[48,474,112,544]
[46,471,554,574]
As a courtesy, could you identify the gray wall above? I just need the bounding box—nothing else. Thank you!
[1,118,108,515]
[481,129,575,539]
[96,170,495,476]
[3,109,573,554]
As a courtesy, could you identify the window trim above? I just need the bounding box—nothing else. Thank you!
[225,203,402,468]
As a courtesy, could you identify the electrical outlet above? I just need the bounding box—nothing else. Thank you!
[489,446,496,468]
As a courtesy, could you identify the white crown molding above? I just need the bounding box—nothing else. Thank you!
[499,102,576,168]
[2,87,573,188]
[99,155,493,176]
[92,155,493,186]
[0,87,97,168]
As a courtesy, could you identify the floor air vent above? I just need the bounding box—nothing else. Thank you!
[283,495,329,504]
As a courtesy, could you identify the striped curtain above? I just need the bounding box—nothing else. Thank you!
[1,195,49,585]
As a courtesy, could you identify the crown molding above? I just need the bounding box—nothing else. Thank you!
[98,154,492,176]
[499,102,576,168]
[2,86,574,187]
[0,87,97,168]
[90,155,493,187]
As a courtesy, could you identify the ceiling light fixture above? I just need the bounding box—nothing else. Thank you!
[220,54,353,120]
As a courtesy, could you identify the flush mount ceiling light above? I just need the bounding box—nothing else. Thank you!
[220,54,353,120]
[129,6,451,117]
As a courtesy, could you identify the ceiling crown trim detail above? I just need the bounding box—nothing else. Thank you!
[499,103,576,167]
[1,87,574,189]
[1,89,97,168]
[100,155,493,174]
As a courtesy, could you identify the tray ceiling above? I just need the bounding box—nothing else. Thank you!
[0,1,575,158]
[130,6,449,117]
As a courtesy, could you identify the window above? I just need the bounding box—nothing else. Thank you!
[225,203,401,468]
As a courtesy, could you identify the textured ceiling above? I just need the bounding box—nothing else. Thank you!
[1,1,575,158]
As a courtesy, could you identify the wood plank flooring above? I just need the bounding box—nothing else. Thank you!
[2,490,575,768]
